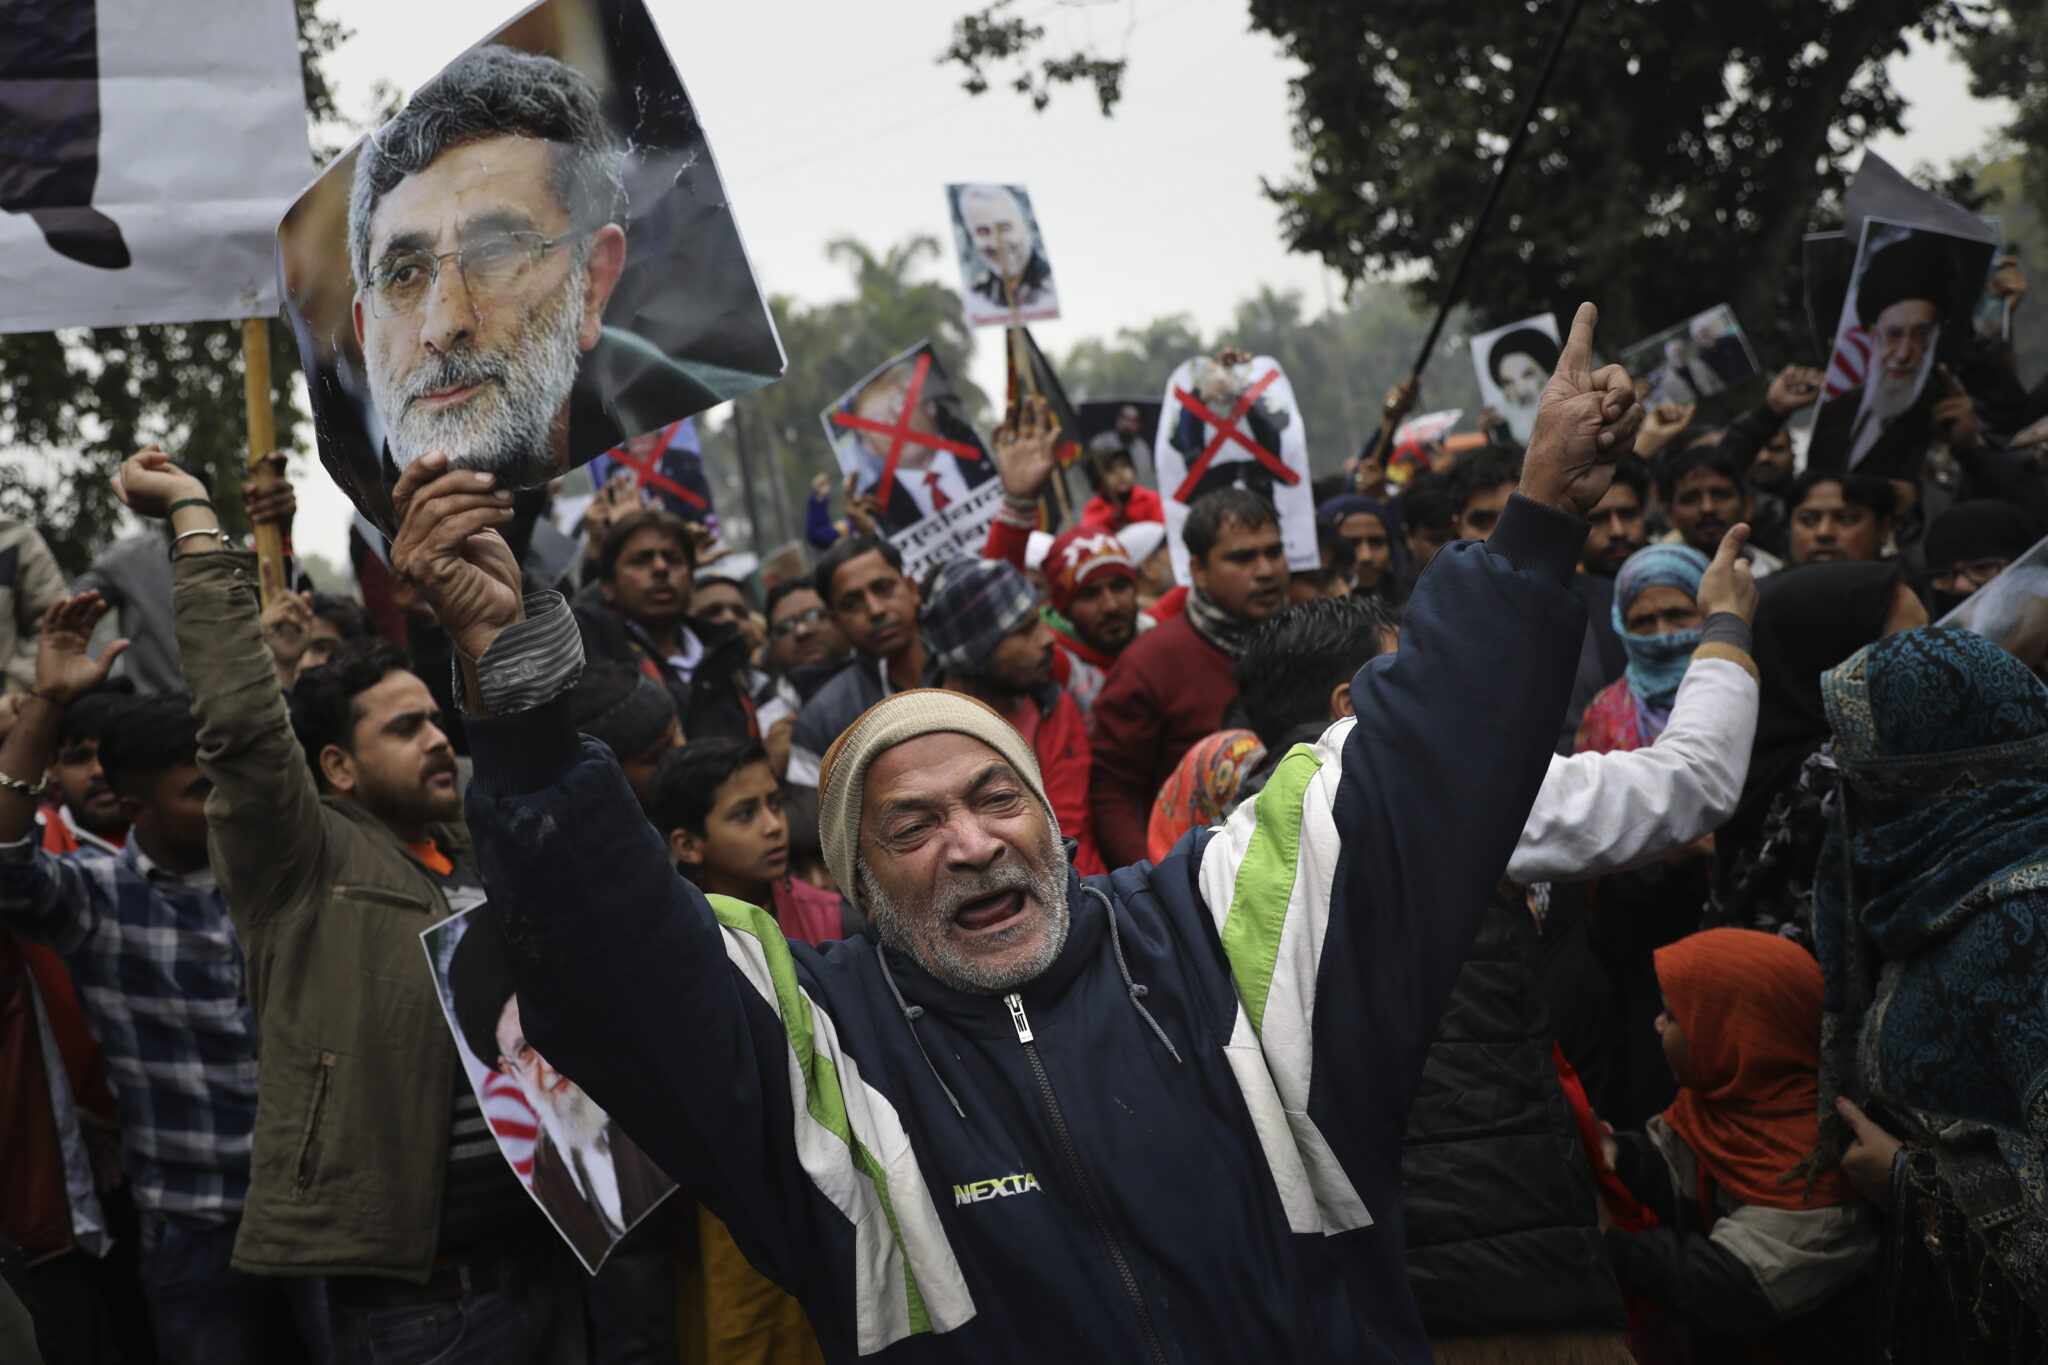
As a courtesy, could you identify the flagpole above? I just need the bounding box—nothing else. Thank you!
[996,227,1071,526]
[1373,0,1588,463]
[241,318,285,606]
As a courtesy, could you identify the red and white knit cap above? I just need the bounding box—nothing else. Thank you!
[1041,528,1135,616]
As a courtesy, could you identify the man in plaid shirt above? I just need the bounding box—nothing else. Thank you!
[0,593,329,1364]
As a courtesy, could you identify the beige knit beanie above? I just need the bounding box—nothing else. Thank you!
[817,689,1054,895]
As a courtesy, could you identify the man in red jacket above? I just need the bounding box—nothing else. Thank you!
[918,555,1104,875]
[1089,486,1288,867]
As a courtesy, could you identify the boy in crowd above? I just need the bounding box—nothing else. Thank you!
[651,738,846,946]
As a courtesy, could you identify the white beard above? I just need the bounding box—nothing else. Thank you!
[1861,332,1938,428]
[860,831,1071,995]
[371,268,587,489]
[526,1075,625,1231]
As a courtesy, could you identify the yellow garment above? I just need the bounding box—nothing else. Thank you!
[678,1205,824,1365]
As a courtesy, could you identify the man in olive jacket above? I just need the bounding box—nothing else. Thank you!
[124,450,568,1356]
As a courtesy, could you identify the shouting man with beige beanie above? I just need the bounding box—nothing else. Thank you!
[396,304,1640,1364]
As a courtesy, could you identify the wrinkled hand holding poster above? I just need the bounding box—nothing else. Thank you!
[1468,314,1560,446]
[0,0,311,332]
[1621,305,1762,410]
[1153,354,1315,585]
[278,0,785,535]
[948,183,1060,330]
[1810,217,1994,481]
[822,341,999,584]
[422,904,675,1274]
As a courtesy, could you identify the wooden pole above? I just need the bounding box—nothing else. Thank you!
[241,317,284,607]
[996,231,1071,524]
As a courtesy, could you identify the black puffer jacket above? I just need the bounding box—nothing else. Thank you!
[1401,888,1627,1335]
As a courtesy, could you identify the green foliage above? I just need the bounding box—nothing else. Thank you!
[699,236,982,548]
[941,0,1125,115]
[0,0,344,576]
[1960,3,2048,223]
[942,0,2018,370]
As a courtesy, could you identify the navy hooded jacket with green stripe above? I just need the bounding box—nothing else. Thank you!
[463,494,1589,1363]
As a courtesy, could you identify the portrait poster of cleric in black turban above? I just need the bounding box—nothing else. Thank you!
[1467,313,1560,445]
[277,0,785,535]
[1810,219,1995,481]
[422,904,675,1273]
[947,183,1061,329]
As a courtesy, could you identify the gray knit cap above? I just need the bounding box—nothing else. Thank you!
[817,689,1053,895]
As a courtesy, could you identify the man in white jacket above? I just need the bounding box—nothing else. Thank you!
[1232,524,1759,876]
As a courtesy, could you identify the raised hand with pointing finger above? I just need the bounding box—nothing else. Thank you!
[1518,303,1642,517]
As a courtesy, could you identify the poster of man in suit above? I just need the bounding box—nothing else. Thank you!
[425,903,675,1273]
[277,0,785,535]
[821,341,1000,581]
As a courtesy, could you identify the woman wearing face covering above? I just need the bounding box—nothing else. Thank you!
[1575,545,1711,754]
[1573,544,1720,1124]
[1810,627,2048,1361]
[1703,560,1926,950]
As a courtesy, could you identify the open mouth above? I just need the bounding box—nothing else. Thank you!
[953,889,1028,935]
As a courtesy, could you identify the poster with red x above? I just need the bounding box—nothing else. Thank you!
[821,340,1000,582]
[1153,353,1317,585]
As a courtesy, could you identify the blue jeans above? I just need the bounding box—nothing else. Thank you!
[137,1211,333,1365]
[329,1276,570,1365]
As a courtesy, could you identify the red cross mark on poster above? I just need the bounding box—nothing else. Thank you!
[610,421,708,510]
[1169,368,1299,503]
[830,352,985,505]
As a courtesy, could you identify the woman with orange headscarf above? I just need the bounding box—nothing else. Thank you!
[1600,928,1879,1361]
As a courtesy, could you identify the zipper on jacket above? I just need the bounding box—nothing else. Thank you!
[293,1051,336,1202]
[1003,993,1167,1365]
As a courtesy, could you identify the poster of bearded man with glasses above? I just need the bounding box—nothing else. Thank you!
[277,0,784,534]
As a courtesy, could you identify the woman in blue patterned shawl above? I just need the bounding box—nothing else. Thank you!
[1812,625,2048,1359]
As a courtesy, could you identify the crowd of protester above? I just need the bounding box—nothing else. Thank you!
[8,260,2048,1365]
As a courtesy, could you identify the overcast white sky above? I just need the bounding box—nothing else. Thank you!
[286,0,2016,569]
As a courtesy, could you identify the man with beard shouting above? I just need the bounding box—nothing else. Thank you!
[394,304,1640,1363]
[113,452,573,1360]
[350,45,718,491]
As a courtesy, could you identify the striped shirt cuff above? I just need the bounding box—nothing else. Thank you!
[459,592,585,716]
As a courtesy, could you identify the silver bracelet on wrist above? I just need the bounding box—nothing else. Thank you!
[171,526,229,550]
[0,768,50,799]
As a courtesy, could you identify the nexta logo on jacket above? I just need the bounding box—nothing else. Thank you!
[952,1173,1041,1207]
